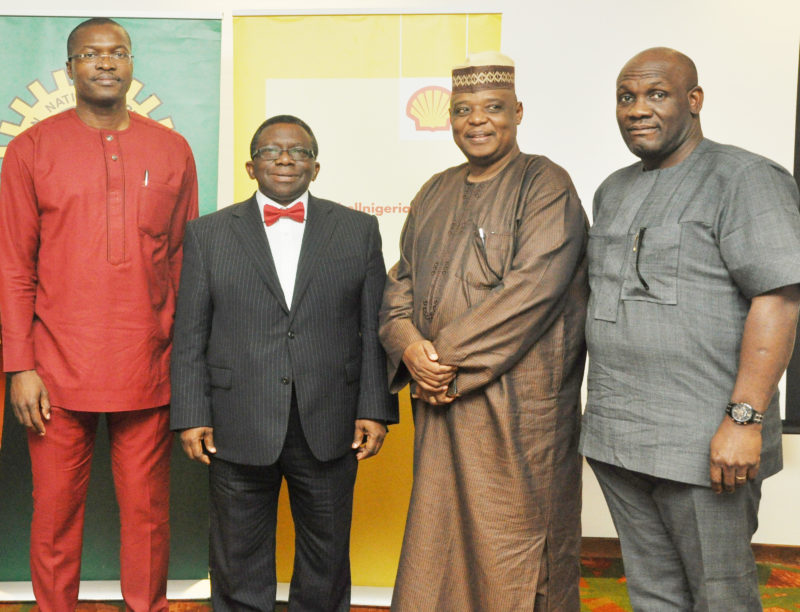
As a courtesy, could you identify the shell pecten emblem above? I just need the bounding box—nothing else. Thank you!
[406,85,451,132]
[0,68,173,160]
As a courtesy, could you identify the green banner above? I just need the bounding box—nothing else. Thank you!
[0,14,221,583]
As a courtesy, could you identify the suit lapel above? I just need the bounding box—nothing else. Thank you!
[290,195,338,321]
[230,196,290,313]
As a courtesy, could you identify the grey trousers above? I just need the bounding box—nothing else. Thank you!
[588,458,763,612]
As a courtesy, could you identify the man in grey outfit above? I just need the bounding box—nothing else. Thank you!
[580,47,800,611]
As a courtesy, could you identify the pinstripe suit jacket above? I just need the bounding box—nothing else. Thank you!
[170,193,398,465]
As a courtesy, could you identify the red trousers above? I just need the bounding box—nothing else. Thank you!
[27,406,172,612]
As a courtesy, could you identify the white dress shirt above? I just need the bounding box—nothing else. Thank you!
[256,190,308,308]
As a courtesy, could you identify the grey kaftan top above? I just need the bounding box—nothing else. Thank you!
[580,139,800,486]
[380,152,588,611]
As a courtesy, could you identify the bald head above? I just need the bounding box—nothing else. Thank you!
[615,47,704,170]
[618,47,698,93]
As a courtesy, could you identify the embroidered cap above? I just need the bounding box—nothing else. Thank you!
[451,51,515,94]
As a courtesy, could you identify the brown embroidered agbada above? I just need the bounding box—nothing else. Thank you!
[380,151,588,611]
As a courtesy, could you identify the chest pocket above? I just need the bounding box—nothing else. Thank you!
[621,224,681,305]
[457,224,513,289]
[138,181,179,238]
[588,223,681,322]
[587,229,627,322]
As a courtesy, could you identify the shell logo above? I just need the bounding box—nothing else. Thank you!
[0,68,173,160]
[406,85,451,132]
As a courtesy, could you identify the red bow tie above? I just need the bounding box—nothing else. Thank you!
[263,202,305,226]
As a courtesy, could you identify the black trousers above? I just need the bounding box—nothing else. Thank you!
[208,398,358,611]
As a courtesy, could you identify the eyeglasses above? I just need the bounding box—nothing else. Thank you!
[68,52,133,64]
[252,145,315,162]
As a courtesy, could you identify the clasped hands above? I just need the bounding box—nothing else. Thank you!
[402,340,458,406]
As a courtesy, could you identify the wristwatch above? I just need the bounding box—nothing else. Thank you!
[726,402,763,425]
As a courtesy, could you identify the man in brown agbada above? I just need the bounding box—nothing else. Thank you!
[379,52,589,611]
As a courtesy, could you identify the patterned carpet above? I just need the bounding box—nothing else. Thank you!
[0,605,385,611]
[579,557,800,611]
[0,604,364,611]
[2,562,800,611]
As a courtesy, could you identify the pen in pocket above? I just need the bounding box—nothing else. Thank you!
[633,227,649,290]
[144,169,149,186]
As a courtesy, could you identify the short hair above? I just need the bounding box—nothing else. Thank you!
[67,17,131,57]
[249,115,319,159]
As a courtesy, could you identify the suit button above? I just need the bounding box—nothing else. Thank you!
[287,331,295,339]
[281,377,290,385]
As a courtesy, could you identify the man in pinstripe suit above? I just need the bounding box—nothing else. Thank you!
[170,115,398,611]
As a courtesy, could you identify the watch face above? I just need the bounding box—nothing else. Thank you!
[731,403,754,423]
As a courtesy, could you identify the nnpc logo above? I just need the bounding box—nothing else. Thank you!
[0,68,173,160]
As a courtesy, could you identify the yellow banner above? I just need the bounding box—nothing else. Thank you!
[233,12,501,587]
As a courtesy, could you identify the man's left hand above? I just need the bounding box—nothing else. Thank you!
[709,416,761,494]
[179,426,217,466]
[411,387,458,406]
[352,419,388,460]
